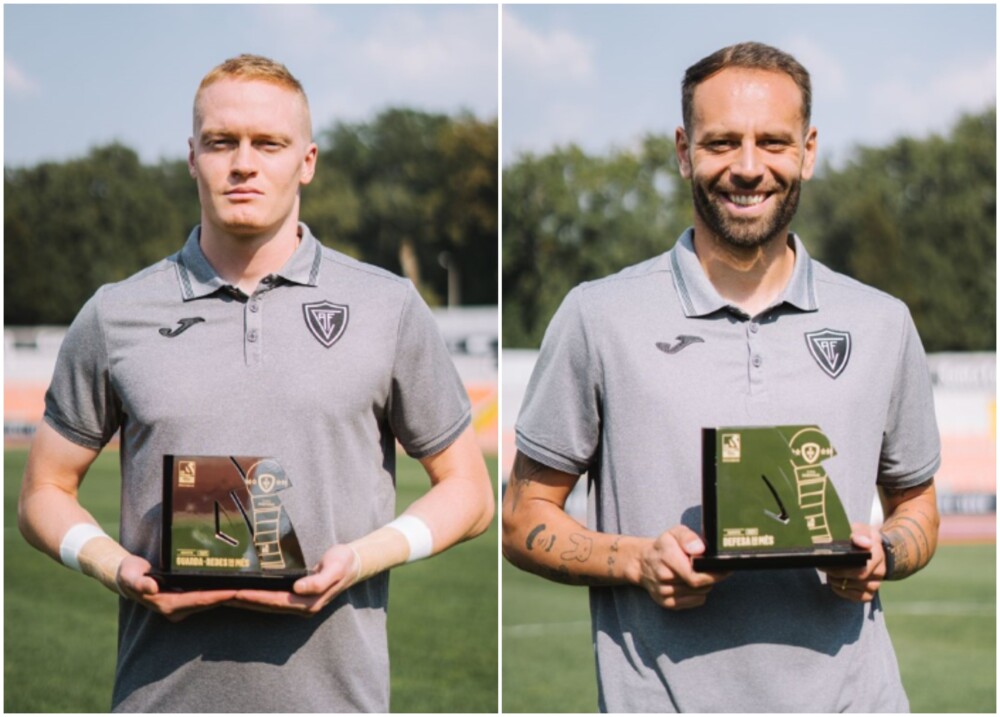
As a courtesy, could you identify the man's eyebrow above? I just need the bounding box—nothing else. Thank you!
[198,130,294,143]
[696,128,798,142]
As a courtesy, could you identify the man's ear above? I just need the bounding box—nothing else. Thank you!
[801,126,818,181]
[300,143,318,186]
[187,137,197,180]
[675,126,692,179]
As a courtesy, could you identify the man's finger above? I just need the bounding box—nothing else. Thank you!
[668,525,705,556]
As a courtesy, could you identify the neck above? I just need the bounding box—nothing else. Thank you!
[198,212,301,295]
[691,222,796,318]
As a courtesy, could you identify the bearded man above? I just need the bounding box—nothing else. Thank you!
[502,41,939,713]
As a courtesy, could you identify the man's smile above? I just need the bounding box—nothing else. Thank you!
[725,192,769,207]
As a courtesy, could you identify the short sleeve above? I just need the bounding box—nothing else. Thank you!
[43,289,123,449]
[514,287,601,475]
[877,308,941,488]
[388,285,471,459]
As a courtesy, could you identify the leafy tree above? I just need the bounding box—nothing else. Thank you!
[4,109,498,325]
[5,144,192,325]
[502,135,692,348]
[796,109,995,351]
[307,109,498,306]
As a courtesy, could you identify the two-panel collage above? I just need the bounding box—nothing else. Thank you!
[4,3,997,714]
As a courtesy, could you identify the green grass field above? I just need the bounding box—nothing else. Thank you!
[503,543,996,713]
[4,448,498,713]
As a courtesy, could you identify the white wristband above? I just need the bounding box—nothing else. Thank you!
[59,523,109,572]
[385,515,434,563]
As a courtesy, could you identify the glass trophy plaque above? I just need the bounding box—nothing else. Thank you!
[152,455,309,590]
[692,426,871,571]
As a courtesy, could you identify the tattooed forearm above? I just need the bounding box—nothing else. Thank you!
[880,480,939,580]
[515,523,622,586]
[882,515,934,579]
[502,451,637,588]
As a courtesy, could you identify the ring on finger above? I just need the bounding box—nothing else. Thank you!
[841,578,849,591]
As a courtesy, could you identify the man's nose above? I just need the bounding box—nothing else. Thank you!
[231,140,257,176]
[730,140,764,183]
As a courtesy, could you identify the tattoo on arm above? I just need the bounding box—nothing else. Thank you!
[560,534,593,562]
[607,536,620,579]
[880,479,938,579]
[509,453,550,514]
[525,524,555,552]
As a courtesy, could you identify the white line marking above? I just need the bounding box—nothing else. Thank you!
[504,620,591,638]
[886,601,995,617]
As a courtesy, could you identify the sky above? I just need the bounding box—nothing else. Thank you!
[4,4,499,167]
[4,4,995,170]
[503,4,996,167]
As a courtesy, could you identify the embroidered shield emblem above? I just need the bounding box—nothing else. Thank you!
[805,329,852,379]
[303,301,349,348]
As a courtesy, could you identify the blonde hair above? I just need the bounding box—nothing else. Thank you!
[193,54,312,136]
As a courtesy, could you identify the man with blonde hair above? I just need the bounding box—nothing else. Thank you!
[20,54,494,712]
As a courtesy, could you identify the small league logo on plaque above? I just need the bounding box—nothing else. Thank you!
[303,301,349,348]
[804,329,852,379]
[722,433,741,463]
[178,460,197,487]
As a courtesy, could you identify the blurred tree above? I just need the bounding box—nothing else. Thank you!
[308,109,498,307]
[5,144,191,325]
[796,108,995,351]
[4,109,498,325]
[502,135,692,348]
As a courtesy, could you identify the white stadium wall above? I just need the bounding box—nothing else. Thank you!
[502,350,997,521]
[4,307,499,454]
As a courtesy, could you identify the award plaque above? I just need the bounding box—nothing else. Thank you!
[693,426,871,571]
[151,455,309,590]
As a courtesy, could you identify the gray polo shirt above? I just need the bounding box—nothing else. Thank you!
[44,224,471,712]
[515,228,940,712]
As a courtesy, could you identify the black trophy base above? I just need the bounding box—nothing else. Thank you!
[149,570,307,592]
[693,544,871,572]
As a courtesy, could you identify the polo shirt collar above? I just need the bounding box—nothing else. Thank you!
[669,227,819,318]
[175,222,323,300]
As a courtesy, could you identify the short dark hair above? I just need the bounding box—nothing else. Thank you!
[682,42,812,134]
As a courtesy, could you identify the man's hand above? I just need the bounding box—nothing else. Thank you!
[821,523,886,603]
[229,544,359,617]
[117,554,238,622]
[638,525,729,610]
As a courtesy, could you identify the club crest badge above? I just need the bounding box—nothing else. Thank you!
[805,329,852,379]
[303,301,349,348]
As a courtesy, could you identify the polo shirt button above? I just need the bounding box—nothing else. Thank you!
[749,322,759,333]
[249,301,260,313]
[752,354,762,368]
[247,329,259,342]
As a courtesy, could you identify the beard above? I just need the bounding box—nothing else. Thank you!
[691,178,801,250]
